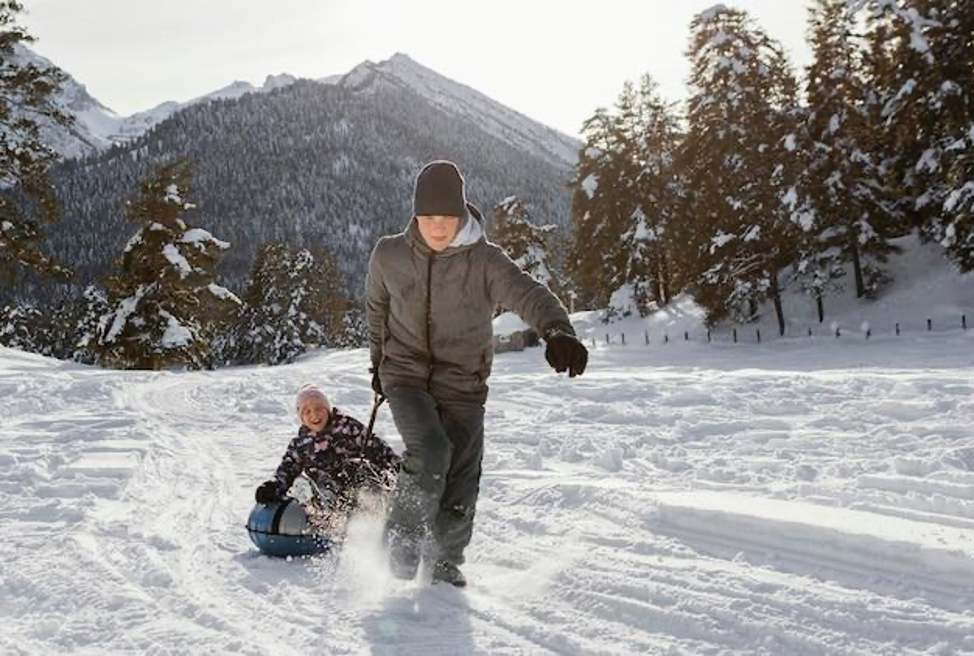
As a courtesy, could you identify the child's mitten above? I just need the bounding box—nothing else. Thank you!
[255,480,281,504]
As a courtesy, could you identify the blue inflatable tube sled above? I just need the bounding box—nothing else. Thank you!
[246,498,334,558]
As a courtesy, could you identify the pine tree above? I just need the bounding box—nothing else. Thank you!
[234,243,346,365]
[493,196,557,290]
[678,5,801,326]
[917,0,974,270]
[73,285,108,364]
[42,294,80,360]
[791,0,898,316]
[0,292,97,360]
[803,0,899,306]
[568,76,682,314]
[568,107,629,308]
[96,162,240,370]
[610,208,654,318]
[335,306,369,349]
[856,0,973,270]
[0,300,44,352]
[627,75,683,313]
[940,130,973,271]
[0,1,72,292]
[305,246,347,346]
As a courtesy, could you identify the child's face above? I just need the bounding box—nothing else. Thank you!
[299,398,330,432]
[417,215,461,252]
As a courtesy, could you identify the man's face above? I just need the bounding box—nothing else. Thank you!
[299,398,330,433]
[417,215,461,252]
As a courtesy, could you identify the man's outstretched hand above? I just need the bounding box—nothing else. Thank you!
[544,330,588,377]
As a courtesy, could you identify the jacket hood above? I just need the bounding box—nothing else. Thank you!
[406,202,485,256]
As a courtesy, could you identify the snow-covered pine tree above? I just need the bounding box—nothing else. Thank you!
[96,162,240,370]
[0,300,46,353]
[568,107,630,308]
[234,243,345,365]
[231,243,289,365]
[792,0,898,316]
[569,76,682,314]
[493,195,557,290]
[625,75,683,314]
[677,5,800,326]
[931,0,974,271]
[73,284,108,364]
[857,0,937,230]
[940,129,974,271]
[805,0,900,302]
[788,99,845,324]
[335,306,368,349]
[41,294,82,360]
[761,45,805,335]
[305,246,347,346]
[0,291,97,360]
[856,0,972,270]
[0,1,72,293]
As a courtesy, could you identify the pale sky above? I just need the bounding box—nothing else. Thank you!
[22,0,813,139]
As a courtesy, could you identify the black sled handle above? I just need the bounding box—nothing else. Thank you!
[365,393,386,439]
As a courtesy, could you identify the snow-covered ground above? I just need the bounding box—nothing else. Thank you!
[2,317,974,654]
[4,234,974,654]
[581,233,974,349]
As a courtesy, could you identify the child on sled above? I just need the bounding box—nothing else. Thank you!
[254,384,400,532]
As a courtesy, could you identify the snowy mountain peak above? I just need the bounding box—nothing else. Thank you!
[30,43,577,170]
[389,52,416,64]
[262,73,297,91]
[205,80,257,101]
[338,60,381,90]
[338,52,580,169]
[386,52,425,72]
[7,45,122,157]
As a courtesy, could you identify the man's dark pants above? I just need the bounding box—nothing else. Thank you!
[383,385,485,574]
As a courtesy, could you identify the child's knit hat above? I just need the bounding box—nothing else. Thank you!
[295,384,330,414]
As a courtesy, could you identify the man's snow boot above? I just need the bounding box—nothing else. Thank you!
[432,560,467,588]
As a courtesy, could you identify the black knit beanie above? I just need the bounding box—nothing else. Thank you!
[413,160,468,219]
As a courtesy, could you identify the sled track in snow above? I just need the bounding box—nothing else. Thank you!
[471,475,974,655]
[87,358,974,653]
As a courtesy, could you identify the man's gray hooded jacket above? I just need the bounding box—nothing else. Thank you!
[366,204,574,404]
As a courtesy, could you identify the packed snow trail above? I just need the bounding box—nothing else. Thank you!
[2,332,974,654]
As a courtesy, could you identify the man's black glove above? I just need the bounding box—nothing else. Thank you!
[545,329,588,378]
[255,480,281,504]
[370,364,383,397]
